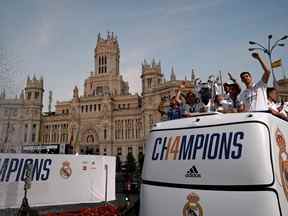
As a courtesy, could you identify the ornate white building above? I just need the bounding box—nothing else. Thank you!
[0,76,44,152]
[39,32,195,160]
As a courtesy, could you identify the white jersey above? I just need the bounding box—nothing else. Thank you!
[268,100,288,117]
[239,80,268,111]
[268,100,279,112]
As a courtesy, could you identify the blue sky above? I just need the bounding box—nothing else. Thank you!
[0,0,287,111]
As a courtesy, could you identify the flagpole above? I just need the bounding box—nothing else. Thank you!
[267,35,278,87]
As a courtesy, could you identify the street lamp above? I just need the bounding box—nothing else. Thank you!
[248,34,288,82]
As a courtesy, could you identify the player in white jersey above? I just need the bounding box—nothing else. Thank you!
[239,52,271,112]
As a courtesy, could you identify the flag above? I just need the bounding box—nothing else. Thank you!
[271,59,282,68]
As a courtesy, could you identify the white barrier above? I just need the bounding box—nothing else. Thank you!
[0,153,115,209]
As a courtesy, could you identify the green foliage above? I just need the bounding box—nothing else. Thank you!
[138,152,144,174]
[116,155,122,172]
[126,152,136,174]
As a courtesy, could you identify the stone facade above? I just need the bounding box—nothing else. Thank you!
[0,76,44,152]
[39,32,195,161]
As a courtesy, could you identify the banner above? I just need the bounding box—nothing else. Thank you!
[0,154,115,209]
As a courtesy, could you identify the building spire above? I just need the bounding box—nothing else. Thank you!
[48,90,52,113]
[2,88,5,99]
[26,75,30,85]
[170,65,176,81]
[191,69,196,81]
[0,89,3,99]
[20,90,24,100]
[73,86,79,99]
[152,58,156,67]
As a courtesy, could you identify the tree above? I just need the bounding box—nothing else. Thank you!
[138,152,145,174]
[126,152,137,175]
[116,155,122,172]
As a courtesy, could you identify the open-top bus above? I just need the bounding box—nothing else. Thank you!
[140,112,288,216]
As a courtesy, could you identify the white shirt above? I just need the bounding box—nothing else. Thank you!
[268,100,279,112]
[268,100,288,117]
[239,80,268,111]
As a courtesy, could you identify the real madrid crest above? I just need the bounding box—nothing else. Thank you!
[275,128,288,201]
[182,192,204,216]
[60,161,72,179]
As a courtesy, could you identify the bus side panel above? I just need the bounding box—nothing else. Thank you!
[270,118,288,215]
[143,123,273,186]
[140,184,281,216]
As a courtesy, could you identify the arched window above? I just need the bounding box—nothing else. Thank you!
[87,135,94,144]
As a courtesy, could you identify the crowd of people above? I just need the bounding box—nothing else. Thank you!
[159,52,288,121]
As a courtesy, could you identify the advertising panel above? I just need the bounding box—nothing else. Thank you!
[143,122,273,186]
[0,153,115,209]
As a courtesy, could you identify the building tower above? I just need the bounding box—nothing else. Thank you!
[94,32,120,76]
[141,59,163,94]
[84,32,128,97]
[25,75,44,108]
[141,59,163,138]
[24,75,44,144]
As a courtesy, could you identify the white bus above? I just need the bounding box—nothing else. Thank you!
[140,112,288,216]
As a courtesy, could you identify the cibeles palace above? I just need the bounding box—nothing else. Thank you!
[1,32,288,160]
[0,32,192,160]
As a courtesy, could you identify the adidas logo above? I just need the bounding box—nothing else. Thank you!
[185,166,201,178]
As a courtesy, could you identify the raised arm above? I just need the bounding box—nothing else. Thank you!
[175,84,185,104]
[252,52,271,83]
[228,72,237,84]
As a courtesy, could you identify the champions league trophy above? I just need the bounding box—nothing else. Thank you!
[17,163,33,216]
[195,74,223,112]
[193,78,201,98]
[208,75,222,98]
